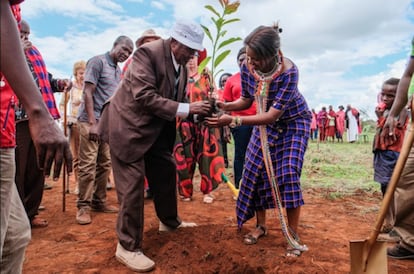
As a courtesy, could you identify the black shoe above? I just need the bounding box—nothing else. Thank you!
[387,244,414,260]
[44,183,52,190]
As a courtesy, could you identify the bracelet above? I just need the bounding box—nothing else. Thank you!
[235,116,242,127]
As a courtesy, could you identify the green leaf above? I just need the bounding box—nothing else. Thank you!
[215,17,225,30]
[217,37,242,50]
[204,5,220,17]
[198,56,212,75]
[201,25,213,43]
[222,18,240,26]
[214,50,231,68]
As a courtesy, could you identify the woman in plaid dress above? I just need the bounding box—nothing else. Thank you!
[206,24,311,257]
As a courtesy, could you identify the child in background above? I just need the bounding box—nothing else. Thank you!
[373,77,409,234]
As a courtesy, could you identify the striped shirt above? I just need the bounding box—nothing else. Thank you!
[78,52,121,122]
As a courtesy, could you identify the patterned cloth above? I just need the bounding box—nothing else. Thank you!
[25,45,60,119]
[236,62,311,228]
[173,73,225,198]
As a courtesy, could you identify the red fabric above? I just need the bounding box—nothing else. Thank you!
[197,49,207,66]
[11,3,21,24]
[0,74,16,148]
[25,45,60,119]
[121,57,132,78]
[222,72,256,116]
[374,116,408,152]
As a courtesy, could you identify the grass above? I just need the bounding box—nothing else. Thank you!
[225,129,381,199]
[302,133,380,197]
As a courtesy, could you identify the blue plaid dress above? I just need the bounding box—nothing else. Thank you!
[236,61,311,228]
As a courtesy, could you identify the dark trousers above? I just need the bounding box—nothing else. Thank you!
[231,125,253,188]
[220,127,228,167]
[15,120,44,221]
[112,122,180,251]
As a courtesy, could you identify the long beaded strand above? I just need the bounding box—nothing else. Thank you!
[249,51,308,252]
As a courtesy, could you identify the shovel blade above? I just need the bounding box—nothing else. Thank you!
[350,240,388,274]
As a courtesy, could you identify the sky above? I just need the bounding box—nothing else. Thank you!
[20,0,414,120]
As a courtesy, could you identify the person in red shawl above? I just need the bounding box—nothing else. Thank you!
[316,107,328,142]
[326,105,337,142]
[335,105,345,142]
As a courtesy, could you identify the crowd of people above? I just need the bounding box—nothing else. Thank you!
[310,104,362,143]
[1,0,413,273]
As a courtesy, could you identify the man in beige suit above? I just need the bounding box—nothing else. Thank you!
[99,19,211,272]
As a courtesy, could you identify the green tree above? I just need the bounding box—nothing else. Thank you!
[199,0,242,81]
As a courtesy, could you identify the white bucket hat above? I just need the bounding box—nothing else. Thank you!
[170,19,204,51]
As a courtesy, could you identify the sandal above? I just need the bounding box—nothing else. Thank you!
[203,194,214,204]
[31,217,48,228]
[243,225,267,245]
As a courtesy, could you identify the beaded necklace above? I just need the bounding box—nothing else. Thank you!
[249,50,308,252]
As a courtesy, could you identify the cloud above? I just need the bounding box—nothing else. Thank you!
[20,0,414,120]
[151,1,166,10]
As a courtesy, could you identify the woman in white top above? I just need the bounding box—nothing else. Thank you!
[59,60,85,193]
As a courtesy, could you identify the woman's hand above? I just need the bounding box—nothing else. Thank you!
[205,113,232,128]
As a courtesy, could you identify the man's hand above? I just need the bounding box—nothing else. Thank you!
[21,39,32,51]
[189,100,212,116]
[28,114,72,180]
[380,116,398,146]
[60,79,72,91]
[89,123,100,143]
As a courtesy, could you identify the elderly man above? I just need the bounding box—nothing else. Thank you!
[98,19,211,272]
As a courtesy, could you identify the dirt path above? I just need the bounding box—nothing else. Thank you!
[23,177,414,273]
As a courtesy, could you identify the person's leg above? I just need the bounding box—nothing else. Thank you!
[1,148,31,273]
[175,120,196,199]
[232,125,252,188]
[70,123,80,192]
[146,147,180,228]
[15,120,45,225]
[1,183,31,273]
[198,126,224,197]
[287,207,301,233]
[92,142,112,207]
[243,210,267,245]
[220,127,228,168]
[111,154,155,272]
[389,145,414,258]
[77,122,99,209]
[147,121,180,228]
[111,154,144,251]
